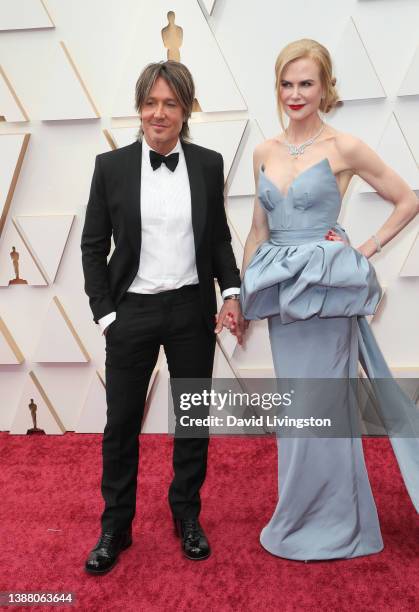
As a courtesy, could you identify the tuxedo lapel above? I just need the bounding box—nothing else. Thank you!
[125,140,142,254]
[182,141,207,250]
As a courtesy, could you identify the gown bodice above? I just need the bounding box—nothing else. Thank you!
[240,157,382,323]
[259,158,341,234]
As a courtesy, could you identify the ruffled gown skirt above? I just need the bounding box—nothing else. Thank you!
[260,313,384,560]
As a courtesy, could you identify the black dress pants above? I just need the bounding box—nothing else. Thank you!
[102,284,216,532]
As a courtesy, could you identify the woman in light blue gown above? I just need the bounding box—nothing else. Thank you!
[240,39,419,561]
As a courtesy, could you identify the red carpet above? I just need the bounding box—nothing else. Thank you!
[0,432,418,611]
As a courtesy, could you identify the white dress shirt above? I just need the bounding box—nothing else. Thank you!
[130,138,199,293]
[98,138,239,333]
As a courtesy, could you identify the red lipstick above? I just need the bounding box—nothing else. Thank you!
[289,104,305,110]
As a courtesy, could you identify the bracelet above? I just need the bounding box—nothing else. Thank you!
[224,294,240,301]
[371,234,382,253]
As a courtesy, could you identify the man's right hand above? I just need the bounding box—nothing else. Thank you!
[99,311,116,336]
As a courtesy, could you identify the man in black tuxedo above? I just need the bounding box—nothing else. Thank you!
[81,61,243,574]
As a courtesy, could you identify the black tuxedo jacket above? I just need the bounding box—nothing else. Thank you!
[81,139,241,330]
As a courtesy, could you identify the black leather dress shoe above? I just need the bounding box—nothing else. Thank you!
[174,518,211,560]
[85,528,132,575]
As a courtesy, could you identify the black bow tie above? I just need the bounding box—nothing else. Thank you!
[149,149,179,172]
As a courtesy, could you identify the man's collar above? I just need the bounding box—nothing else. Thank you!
[142,137,181,157]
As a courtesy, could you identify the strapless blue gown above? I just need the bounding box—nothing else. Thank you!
[241,158,419,560]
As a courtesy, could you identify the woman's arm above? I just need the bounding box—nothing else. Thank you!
[336,134,419,258]
[241,144,270,275]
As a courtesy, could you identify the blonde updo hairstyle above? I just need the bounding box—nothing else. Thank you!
[274,39,339,129]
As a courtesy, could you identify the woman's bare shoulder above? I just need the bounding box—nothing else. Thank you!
[332,129,364,157]
[254,138,279,154]
[254,137,282,163]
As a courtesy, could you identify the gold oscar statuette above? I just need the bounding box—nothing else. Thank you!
[26,399,45,435]
[9,246,28,285]
[161,11,201,111]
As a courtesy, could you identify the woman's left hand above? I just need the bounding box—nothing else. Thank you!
[324,229,345,243]
[325,229,371,258]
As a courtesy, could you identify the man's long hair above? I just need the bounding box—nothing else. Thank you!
[135,61,195,141]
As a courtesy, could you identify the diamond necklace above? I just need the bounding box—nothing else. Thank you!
[284,122,325,157]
